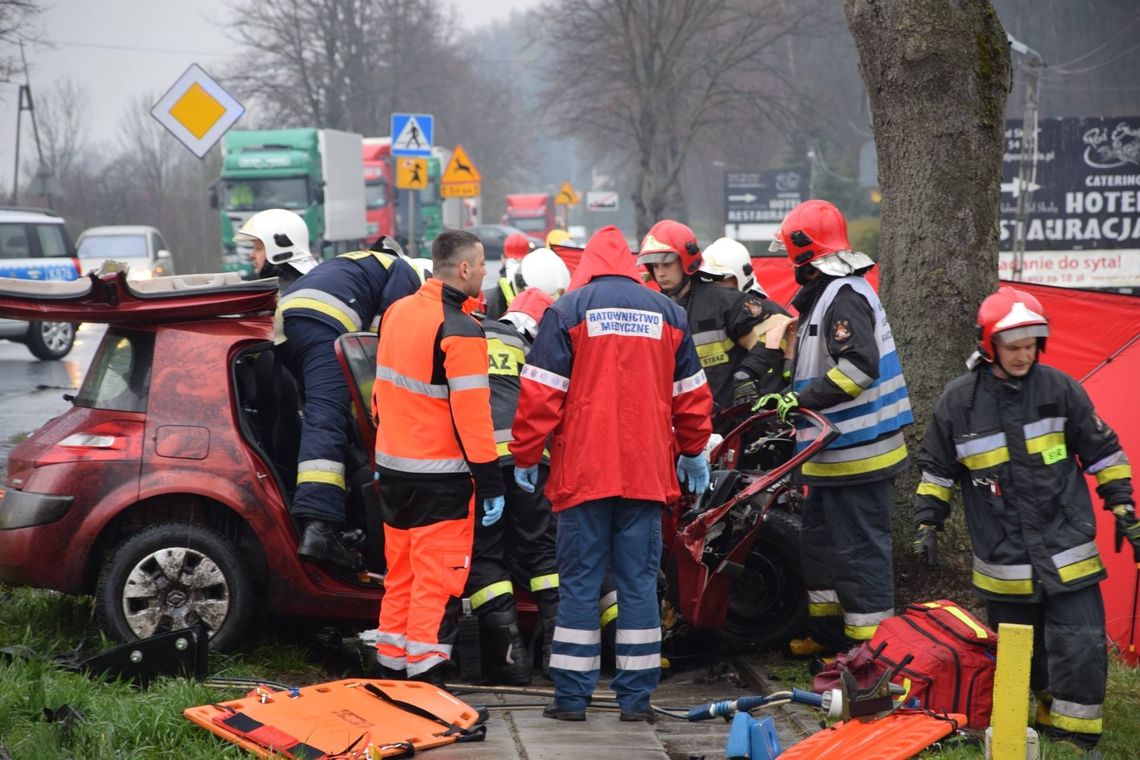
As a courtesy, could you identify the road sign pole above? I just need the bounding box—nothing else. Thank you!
[408,188,416,254]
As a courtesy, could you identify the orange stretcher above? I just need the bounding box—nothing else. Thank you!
[778,710,967,759]
[185,678,485,758]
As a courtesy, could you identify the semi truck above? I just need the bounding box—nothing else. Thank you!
[362,138,396,243]
[214,128,367,274]
[505,193,556,245]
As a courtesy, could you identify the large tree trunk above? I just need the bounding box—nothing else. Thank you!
[843,1,1010,566]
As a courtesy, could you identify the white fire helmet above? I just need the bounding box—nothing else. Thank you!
[699,237,765,296]
[235,208,317,274]
[518,247,571,298]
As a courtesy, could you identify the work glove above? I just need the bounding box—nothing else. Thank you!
[514,464,539,494]
[676,453,710,494]
[752,391,799,423]
[1112,503,1140,561]
[913,523,941,568]
[732,371,759,407]
[482,495,505,527]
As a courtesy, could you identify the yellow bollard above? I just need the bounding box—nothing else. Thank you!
[990,622,1035,760]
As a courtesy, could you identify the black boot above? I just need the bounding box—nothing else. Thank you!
[534,589,559,680]
[479,610,532,685]
[297,519,363,570]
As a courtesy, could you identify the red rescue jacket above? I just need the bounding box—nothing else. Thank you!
[510,226,712,511]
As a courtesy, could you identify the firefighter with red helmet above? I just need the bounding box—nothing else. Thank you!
[914,285,1136,751]
[482,231,536,319]
[760,199,913,654]
[463,287,561,684]
[637,220,794,416]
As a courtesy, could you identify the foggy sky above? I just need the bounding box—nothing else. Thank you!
[0,0,540,186]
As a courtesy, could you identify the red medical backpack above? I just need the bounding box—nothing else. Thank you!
[813,599,997,729]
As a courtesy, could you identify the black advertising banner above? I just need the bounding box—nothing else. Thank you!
[1001,117,1140,288]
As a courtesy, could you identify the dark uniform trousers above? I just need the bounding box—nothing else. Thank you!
[802,478,896,652]
[280,317,353,523]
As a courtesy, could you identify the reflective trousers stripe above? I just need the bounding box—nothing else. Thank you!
[407,652,450,677]
[468,580,513,610]
[615,654,659,671]
[530,573,559,592]
[297,458,347,490]
[600,603,619,628]
[807,589,842,617]
[1050,699,1104,735]
[549,653,601,671]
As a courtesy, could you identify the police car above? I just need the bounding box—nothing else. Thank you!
[0,207,80,360]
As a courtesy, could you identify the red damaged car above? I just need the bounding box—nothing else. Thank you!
[0,270,393,650]
[0,269,809,654]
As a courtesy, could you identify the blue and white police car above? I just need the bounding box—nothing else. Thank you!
[0,207,80,360]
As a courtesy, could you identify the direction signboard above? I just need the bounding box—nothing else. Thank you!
[441,144,480,198]
[396,158,428,190]
[555,181,581,206]
[586,191,619,211]
[1001,116,1140,288]
[150,64,244,158]
[390,113,434,157]
[723,169,806,242]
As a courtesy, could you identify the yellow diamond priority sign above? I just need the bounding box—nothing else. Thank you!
[151,64,244,158]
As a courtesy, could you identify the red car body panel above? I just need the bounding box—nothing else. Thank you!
[0,271,384,625]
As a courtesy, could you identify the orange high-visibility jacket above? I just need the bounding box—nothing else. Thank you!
[373,278,505,500]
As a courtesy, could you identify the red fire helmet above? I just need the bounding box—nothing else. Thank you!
[976,286,1049,361]
[637,220,702,276]
[772,199,853,267]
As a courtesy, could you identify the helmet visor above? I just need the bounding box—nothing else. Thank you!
[993,324,1049,345]
[637,251,678,266]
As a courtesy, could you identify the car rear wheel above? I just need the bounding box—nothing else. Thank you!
[720,508,807,649]
[96,523,255,652]
[25,320,76,360]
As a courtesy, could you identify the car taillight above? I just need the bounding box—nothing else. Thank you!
[38,420,144,464]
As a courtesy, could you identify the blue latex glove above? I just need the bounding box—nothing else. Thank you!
[676,453,710,494]
[514,464,539,493]
[752,391,799,422]
[482,495,505,527]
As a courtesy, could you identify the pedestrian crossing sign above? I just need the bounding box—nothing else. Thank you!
[391,113,434,157]
[397,158,428,190]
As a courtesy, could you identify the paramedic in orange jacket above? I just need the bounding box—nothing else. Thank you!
[372,229,506,684]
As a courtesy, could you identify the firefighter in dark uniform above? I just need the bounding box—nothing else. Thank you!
[464,287,561,684]
[913,285,1138,752]
[758,199,913,654]
[636,220,794,420]
[247,209,421,568]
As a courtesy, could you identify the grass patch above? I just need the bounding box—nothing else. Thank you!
[0,584,359,758]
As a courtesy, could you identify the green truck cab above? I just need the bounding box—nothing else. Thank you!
[214,128,366,275]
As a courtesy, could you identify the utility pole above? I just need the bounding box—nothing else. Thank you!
[1009,35,1044,282]
[12,42,49,207]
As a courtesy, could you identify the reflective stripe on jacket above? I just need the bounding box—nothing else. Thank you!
[274,250,420,343]
[792,275,912,484]
[915,364,1133,599]
[374,279,504,500]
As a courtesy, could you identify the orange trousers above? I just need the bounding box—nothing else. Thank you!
[376,496,474,677]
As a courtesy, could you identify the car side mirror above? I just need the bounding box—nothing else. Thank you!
[156,249,171,260]
[314,187,326,204]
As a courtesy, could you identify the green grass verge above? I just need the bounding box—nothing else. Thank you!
[2,583,1139,757]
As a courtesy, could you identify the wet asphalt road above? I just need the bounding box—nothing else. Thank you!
[0,323,104,474]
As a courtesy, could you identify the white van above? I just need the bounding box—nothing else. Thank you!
[76,225,175,281]
[0,207,80,360]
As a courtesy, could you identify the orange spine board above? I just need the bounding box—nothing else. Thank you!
[779,711,966,760]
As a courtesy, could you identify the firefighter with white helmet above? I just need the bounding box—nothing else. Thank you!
[699,237,768,298]
[259,212,421,569]
[235,208,318,288]
[519,247,571,299]
[914,285,1137,751]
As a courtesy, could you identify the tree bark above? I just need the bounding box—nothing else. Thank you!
[843,0,1010,553]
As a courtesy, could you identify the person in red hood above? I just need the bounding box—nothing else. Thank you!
[510,226,713,722]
